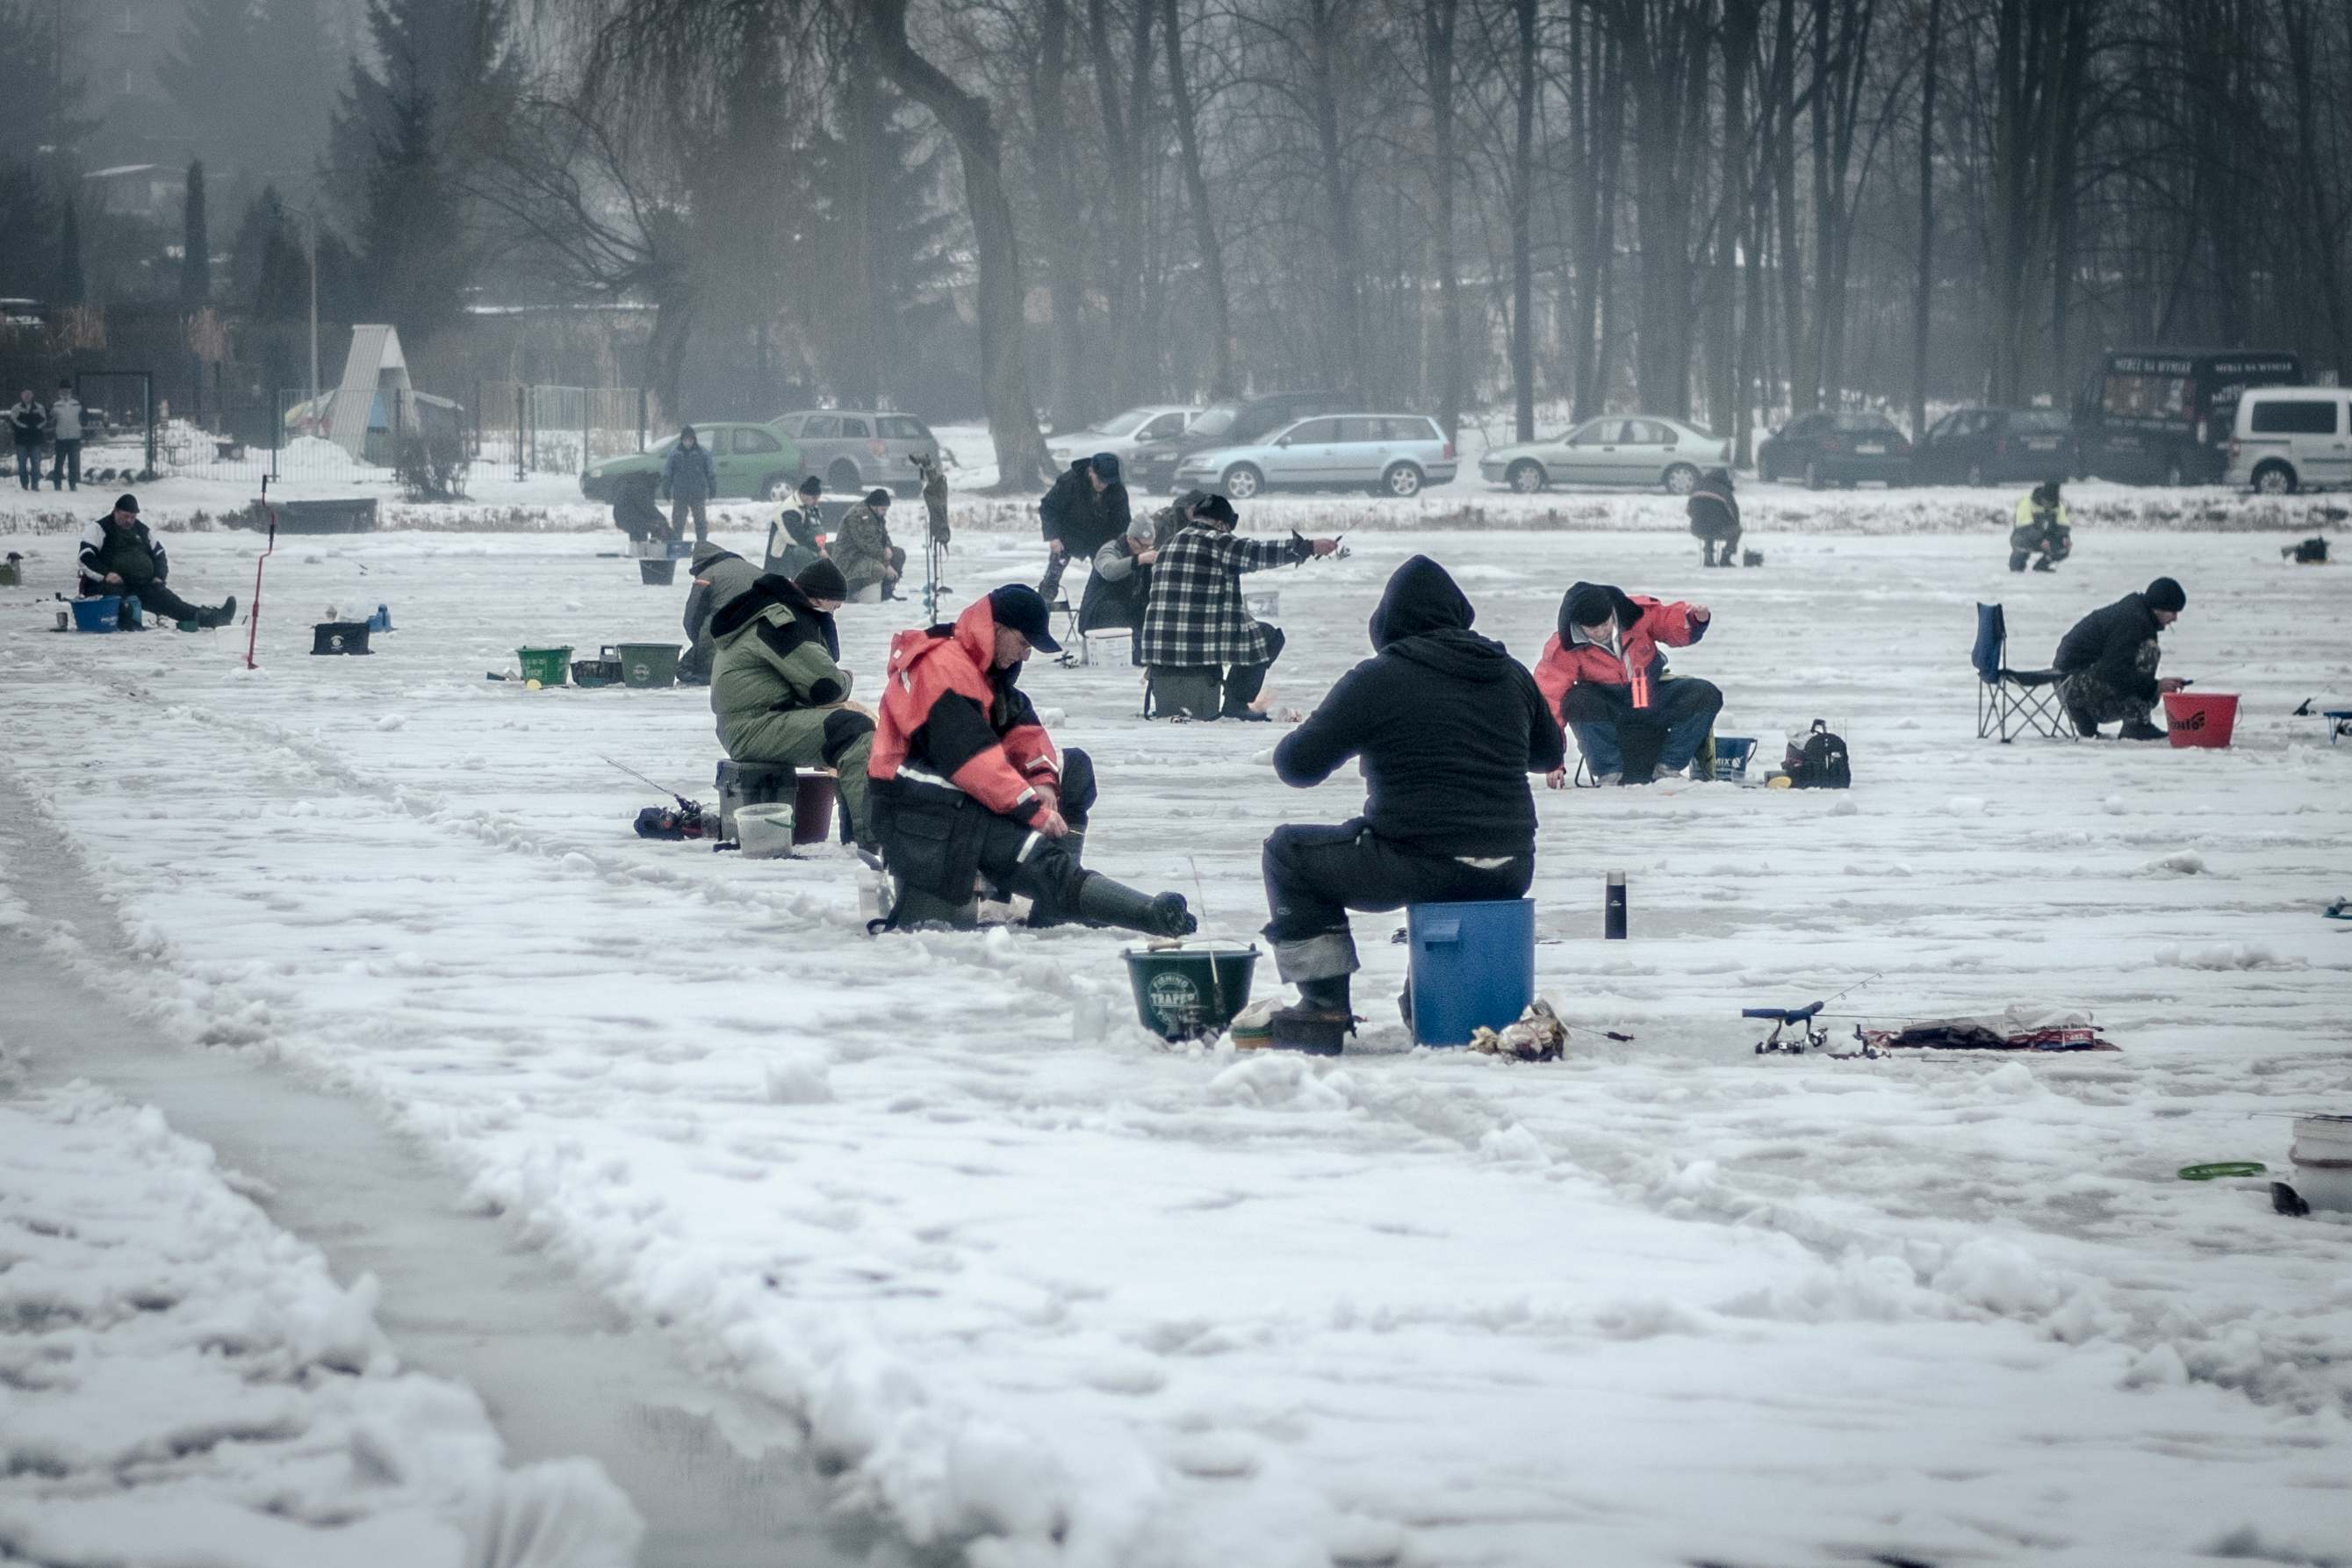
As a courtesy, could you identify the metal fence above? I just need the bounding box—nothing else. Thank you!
[159,388,471,491]
[477,382,651,477]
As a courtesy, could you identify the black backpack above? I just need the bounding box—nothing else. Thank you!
[1786,720,1852,789]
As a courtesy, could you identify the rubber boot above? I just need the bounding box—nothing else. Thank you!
[1701,543,1716,568]
[205,594,238,629]
[1025,832,1087,927]
[1071,872,1195,938]
[1270,974,1352,1054]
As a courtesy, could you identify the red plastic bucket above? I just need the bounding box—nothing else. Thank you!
[2162,691,2238,749]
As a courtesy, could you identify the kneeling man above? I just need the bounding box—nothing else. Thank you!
[1534,581,1719,785]
[868,585,1196,936]
[1262,557,1564,1048]
[709,557,877,849]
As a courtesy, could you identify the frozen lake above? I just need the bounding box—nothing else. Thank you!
[3,513,2349,1565]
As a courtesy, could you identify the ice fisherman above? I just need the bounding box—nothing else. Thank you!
[677,538,763,685]
[1687,467,1742,567]
[2053,575,2188,741]
[77,494,237,627]
[866,584,1196,938]
[660,425,716,546]
[764,475,827,579]
[832,488,906,602]
[2009,480,2072,572]
[1533,581,1720,785]
[1136,494,1339,721]
[1038,452,1132,604]
[1079,488,1206,656]
[708,557,878,849]
[1260,556,1564,1050]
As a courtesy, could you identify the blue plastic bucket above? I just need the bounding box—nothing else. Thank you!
[70,595,120,633]
[1406,898,1536,1047]
[1714,735,1758,781]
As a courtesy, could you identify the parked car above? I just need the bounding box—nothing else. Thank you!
[768,409,939,497]
[1756,411,1912,487]
[1912,406,2075,486]
[1173,413,1457,500]
[1048,405,1202,489]
[2226,385,2352,493]
[580,421,806,503]
[1163,390,1352,478]
[2075,348,2301,485]
[1478,415,1731,494]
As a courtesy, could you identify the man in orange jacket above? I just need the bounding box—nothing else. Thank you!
[1531,580,1720,785]
[868,584,1197,934]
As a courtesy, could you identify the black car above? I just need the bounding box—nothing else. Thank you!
[1912,406,2075,486]
[1141,389,1351,491]
[1756,411,1912,487]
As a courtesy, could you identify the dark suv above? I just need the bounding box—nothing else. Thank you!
[1147,390,1350,491]
[1756,411,1912,487]
[1912,406,2075,486]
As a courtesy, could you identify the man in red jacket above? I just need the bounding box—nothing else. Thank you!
[868,584,1196,935]
[1531,580,1720,785]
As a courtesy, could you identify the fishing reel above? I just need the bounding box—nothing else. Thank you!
[1743,1001,1881,1059]
[634,800,720,841]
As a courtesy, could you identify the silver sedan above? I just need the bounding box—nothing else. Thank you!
[1479,415,1732,494]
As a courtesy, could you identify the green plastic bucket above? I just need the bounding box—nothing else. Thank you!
[1123,945,1259,1040]
[517,645,572,686]
[615,642,680,688]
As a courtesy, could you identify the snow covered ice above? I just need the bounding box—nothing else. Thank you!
[3,495,2350,1565]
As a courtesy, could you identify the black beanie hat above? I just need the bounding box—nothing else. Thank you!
[1566,584,1615,629]
[112,493,140,514]
[865,487,891,507]
[798,474,823,496]
[2145,576,2186,613]
[795,557,849,601]
[1196,495,1238,528]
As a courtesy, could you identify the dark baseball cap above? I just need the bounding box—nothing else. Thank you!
[987,584,1061,653]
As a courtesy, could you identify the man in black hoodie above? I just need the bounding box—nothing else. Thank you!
[1259,556,1565,1049]
[2054,575,2188,740]
[1038,452,1131,603]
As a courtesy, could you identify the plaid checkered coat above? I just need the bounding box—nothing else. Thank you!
[1137,523,1310,667]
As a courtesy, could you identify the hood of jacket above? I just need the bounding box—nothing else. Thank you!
[690,541,742,574]
[710,571,822,642]
[1557,580,1643,645]
[1370,554,1517,681]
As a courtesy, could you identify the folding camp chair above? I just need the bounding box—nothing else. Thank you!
[1973,602,2073,742]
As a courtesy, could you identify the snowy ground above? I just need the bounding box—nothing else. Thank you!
[0,1073,640,1568]
[2,514,2350,1566]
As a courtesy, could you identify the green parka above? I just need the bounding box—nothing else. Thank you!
[708,575,877,845]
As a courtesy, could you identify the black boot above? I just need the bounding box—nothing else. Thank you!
[2118,717,2167,742]
[1070,872,1195,938]
[1701,543,1716,568]
[203,594,237,629]
[1270,974,1352,1054]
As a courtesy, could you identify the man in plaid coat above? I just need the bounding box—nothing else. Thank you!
[1138,495,1339,720]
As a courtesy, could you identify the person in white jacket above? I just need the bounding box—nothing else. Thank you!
[47,381,83,492]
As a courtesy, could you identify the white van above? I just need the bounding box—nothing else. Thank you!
[2227,386,2352,493]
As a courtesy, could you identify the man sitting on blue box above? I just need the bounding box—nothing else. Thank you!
[77,493,235,627]
[1259,556,1564,1051]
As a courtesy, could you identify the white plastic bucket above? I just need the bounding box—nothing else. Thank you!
[2290,1115,2352,1214]
[736,802,797,860]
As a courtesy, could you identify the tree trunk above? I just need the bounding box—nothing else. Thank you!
[1087,0,1152,408]
[1910,0,1938,441]
[1307,0,1365,392]
[1161,0,1233,396]
[1425,0,1462,442]
[1511,0,1536,439]
[864,0,1049,488]
[1033,0,1089,430]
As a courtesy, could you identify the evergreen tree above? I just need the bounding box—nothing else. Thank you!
[162,0,332,185]
[54,197,84,306]
[232,186,313,323]
[182,161,212,307]
[799,88,959,405]
[354,84,464,342]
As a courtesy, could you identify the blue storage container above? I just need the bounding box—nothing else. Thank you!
[1406,898,1536,1047]
[70,595,121,632]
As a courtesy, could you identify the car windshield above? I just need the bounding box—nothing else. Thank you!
[1833,414,1898,434]
[2010,410,2069,433]
[1096,407,1159,435]
[1190,404,1240,437]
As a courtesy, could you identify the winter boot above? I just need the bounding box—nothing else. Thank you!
[1701,543,1717,568]
[1270,975,1352,1054]
[2118,717,2168,742]
[1071,872,1195,939]
[2009,550,2031,572]
[2032,556,2057,572]
[203,594,237,629]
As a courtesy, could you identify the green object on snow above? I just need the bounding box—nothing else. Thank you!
[2177,1162,2268,1181]
[516,646,572,686]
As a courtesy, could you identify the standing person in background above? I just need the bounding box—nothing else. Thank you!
[47,381,83,492]
[2009,480,2072,572]
[659,425,716,545]
[1687,467,1742,567]
[9,390,45,490]
[1037,452,1131,604]
[765,475,827,579]
[833,487,906,602]
[77,494,237,626]
[1137,495,1337,720]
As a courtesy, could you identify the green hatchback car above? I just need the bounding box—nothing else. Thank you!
[580,422,807,504]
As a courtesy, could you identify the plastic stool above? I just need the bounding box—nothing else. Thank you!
[715,759,797,839]
[1405,898,1536,1047]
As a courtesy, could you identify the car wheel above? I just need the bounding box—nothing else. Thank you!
[1663,463,1698,495]
[1804,459,1823,491]
[1380,463,1425,499]
[1507,459,1547,493]
[2254,460,2298,495]
[1222,463,1263,500]
[827,457,862,492]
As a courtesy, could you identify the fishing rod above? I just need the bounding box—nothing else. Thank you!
[601,754,695,810]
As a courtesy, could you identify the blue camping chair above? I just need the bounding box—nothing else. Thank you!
[1973,603,2071,742]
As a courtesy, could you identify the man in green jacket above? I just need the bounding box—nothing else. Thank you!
[678,540,764,686]
[832,488,905,601]
[708,557,877,849]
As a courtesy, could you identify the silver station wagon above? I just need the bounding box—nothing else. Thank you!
[1173,413,1457,499]
[770,409,941,497]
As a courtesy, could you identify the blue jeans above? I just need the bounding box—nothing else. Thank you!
[1565,678,1723,778]
[13,444,38,487]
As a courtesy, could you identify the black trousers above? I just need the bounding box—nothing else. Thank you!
[1222,626,1285,714]
[50,440,79,489]
[880,748,1098,915]
[90,578,205,622]
[1262,819,1532,982]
